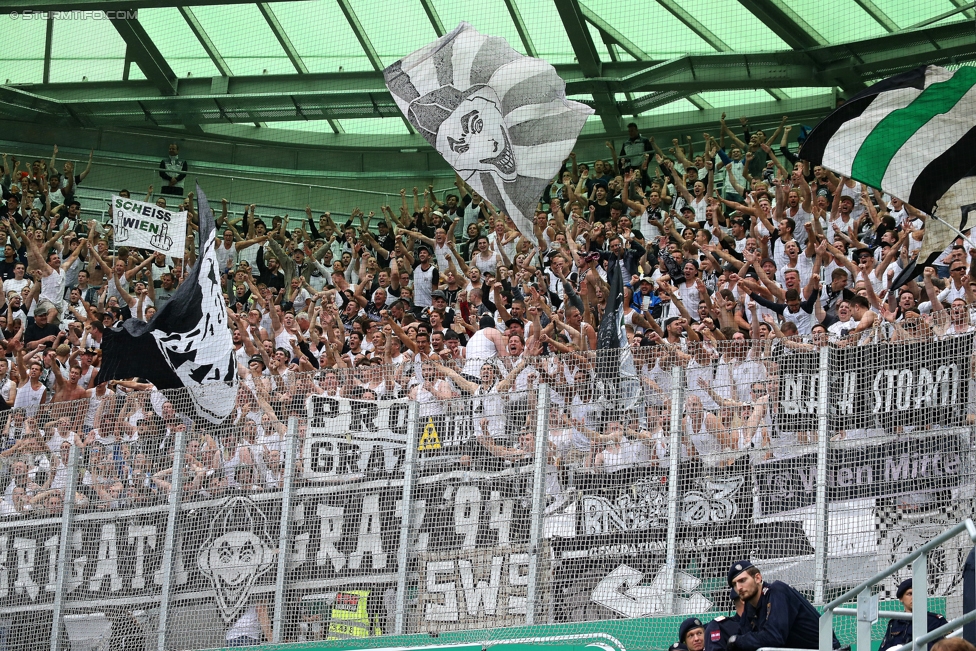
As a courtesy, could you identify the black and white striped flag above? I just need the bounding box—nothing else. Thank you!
[801,65,976,267]
[384,22,593,239]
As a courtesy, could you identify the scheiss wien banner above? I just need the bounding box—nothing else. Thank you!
[111,195,187,255]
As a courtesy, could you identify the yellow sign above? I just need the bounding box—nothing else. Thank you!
[418,418,442,451]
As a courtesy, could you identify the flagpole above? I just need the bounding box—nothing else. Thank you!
[928,212,973,244]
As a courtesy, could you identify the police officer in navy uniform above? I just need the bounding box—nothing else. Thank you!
[677,617,706,651]
[705,589,744,651]
[726,560,839,651]
[879,579,947,651]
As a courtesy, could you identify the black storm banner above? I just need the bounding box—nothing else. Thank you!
[775,334,974,431]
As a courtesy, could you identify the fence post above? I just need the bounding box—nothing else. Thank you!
[393,402,420,635]
[49,444,81,651]
[814,345,830,605]
[526,383,551,625]
[272,417,299,643]
[156,429,188,651]
[913,553,929,648]
[665,364,685,614]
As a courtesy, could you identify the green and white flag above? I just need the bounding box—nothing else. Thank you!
[801,65,976,266]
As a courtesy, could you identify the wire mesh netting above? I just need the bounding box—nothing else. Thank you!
[2,2,976,651]
[0,321,968,649]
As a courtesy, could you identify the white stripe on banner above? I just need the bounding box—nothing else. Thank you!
[821,86,923,178]
[880,82,976,201]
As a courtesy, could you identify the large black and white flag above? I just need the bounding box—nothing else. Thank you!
[96,183,237,423]
[801,65,976,271]
[596,257,640,410]
[384,22,593,238]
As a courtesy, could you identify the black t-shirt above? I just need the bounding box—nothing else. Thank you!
[590,201,612,224]
[24,321,59,345]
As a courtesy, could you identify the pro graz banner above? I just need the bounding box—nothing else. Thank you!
[111,195,187,255]
[776,334,973,431]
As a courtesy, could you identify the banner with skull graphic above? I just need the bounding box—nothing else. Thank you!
[384,22,594,238]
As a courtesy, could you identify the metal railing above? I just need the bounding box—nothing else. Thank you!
[819,519,976,651]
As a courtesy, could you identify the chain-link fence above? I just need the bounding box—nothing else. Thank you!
[0,312,972,651]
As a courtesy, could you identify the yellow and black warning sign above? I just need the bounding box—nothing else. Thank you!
[418,418,442,451]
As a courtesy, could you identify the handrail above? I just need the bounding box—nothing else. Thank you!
[889,609,976,651]
[832,608,913,621]
[824,519,976,611]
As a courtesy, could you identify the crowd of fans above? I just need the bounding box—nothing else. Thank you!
[0,111,973,515]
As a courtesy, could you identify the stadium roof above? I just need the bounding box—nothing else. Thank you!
[2,0,975,151]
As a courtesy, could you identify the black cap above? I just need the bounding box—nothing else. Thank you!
[896,578,912,599]
[248,355,265,367]
[679,617,704,643]
[728,560,755,587]
[478,315,496,329]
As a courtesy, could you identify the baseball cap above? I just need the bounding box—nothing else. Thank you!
[431,290,447,300]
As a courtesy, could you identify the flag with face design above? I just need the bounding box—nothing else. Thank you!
[384,22,594,238]
[95,183,238,423]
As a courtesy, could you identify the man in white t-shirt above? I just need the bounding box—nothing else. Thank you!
[3,263,29,297]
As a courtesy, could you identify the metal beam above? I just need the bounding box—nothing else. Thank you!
[906,1,976,30]
[554,0,620,133]
[255,2,338,132]
[578,2,647,61]
[19,21,976,101]
[7,0,304,9]
[335,0,412,133]
[503,0,537,57]
[656,0,732,52]
[418,0,445,37]
[851,0,898,33]
[737,0,828,50]
[43,17,54,84]
[258,3,307,74]
[8,22,973,129]
[112,18,177,94]
[336,0,382,71]
[178,7,231,77]
[654,0,786,103]
[946,0,976,21]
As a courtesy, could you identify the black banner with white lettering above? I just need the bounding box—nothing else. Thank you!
[774,335,974,431]
[754,431,965,517]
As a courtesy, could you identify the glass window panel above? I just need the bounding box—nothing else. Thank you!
[583,0,712,58]
[336,118,411,135]
[139,7,220,79]
[667,0,790,51]
[265,120,336,133]
[271,1,374,72]
[2,17,45,84]
[882,0,957,30]
[782,0,885,42]
[431,0,525,55]
[192,4,295,76]
[50,16,126,82]
[352,0,439,65]
[511,0,578,63]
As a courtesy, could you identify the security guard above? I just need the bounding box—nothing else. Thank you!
[326,590,382,640]
[726,560,837,651]
[705,589,744,651]
[879,579,947,651]
[679,617,706,651]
